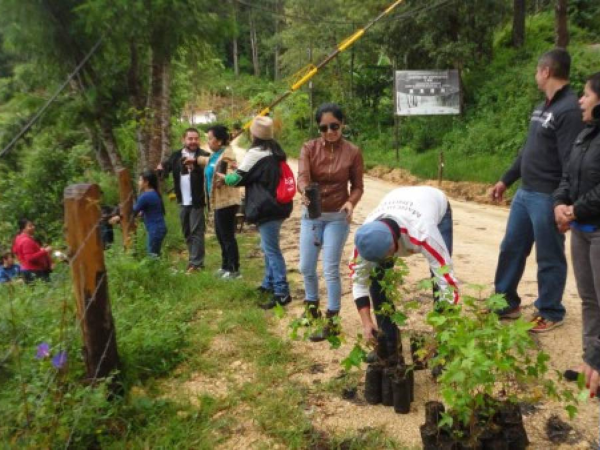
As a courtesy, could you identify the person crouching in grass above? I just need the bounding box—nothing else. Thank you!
[0,251,21,283]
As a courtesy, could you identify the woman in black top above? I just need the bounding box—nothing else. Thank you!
[553,72,600,380]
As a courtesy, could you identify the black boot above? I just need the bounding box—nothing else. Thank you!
[260,293,292,310]
[309,310,340,342]
[299,301,322,321]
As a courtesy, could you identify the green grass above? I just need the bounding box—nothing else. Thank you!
[0,199,403,448]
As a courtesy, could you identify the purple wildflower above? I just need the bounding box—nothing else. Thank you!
[35,342,50,360]
[51,351,67,369]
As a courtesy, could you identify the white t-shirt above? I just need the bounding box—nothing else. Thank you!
[350,186,459,304]
[180,149,193,206]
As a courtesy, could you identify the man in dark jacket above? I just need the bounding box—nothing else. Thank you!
[158,128,210,273]
[490,48,585,332]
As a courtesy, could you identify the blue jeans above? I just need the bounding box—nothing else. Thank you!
[494,188,566,321]
[258,219,289,296]
[432,204,453,299]
[300,210,350,311]
[147,226,167,256]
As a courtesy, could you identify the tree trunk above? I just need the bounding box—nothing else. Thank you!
[147,50,167,170]
[86,127,113,172]
[249,14,260,77]
[274,0,281,81]
[233,38,239,77]
[98,120,124,171]
[232,0,239,77]
[308,44,314,136]
[555,0,569,48]
[128,43,151,169]
[160,60,172,162]
[512,0,526,48]
[350,31,355,99]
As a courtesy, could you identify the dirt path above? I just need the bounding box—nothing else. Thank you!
[233,141,597,448]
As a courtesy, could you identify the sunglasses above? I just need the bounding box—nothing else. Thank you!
[318,123,341,133]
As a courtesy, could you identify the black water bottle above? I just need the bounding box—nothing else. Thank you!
[181,155,190,175]
[304,182,321,219]
[218,160,228,174]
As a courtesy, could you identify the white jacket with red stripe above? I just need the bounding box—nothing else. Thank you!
[350,186,459,304]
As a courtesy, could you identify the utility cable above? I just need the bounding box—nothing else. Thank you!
[0,36,104,159]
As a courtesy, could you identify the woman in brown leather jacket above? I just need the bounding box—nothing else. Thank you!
[297,103,364,341]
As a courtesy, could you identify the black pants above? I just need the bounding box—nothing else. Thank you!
[215,205,240,272]
[22,270,51,283]
[370,260,400,360]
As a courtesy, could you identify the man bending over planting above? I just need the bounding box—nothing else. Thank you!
[350,186,459,363]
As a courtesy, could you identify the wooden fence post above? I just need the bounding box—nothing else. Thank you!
[117,168,136,250]
[64,183,120,383]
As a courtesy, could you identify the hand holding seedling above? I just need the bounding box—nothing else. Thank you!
[356,305,378,344]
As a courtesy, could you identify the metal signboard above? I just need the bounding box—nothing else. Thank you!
[395,70,461,116]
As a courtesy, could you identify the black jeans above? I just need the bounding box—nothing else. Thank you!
[22,270,51,283]
[214,205,240,272]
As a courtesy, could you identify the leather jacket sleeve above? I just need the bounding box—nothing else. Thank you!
[348,149,364,206]
[297,141,313,194]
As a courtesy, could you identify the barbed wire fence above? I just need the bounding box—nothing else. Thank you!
[0,183,135,445]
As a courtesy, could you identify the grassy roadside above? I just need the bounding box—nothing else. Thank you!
[0,199,402,448]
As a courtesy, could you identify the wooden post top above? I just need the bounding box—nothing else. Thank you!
[64,183,101,200]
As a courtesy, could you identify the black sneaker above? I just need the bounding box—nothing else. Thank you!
[299,301,321,321]
[309,310,340,342]
[256,286,273,295]
[260,294,292,310]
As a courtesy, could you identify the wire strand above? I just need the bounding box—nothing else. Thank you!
[0,36,103,159]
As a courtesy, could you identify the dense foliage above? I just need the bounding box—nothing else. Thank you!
[1,1,599,242]
[1,2,599,446]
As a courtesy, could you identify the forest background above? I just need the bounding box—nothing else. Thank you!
[0,0,599,244]
[1,1,600,447]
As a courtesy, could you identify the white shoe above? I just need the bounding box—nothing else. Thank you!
[214,268,227,277]
[221,271,242,280]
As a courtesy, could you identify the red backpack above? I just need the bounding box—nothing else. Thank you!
[276,161,297,204]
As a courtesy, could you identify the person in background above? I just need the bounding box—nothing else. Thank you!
[158,128,210,273]
[0,251,21,283]
[187,124,241,279]
[218,116,293,309]
[112,170,167,257]
[100,204,119,250]
[12,219,52,283]
[351,186,458,364]
[489,48,584,332]
[553,72,600,381]
[297,103,364,342]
